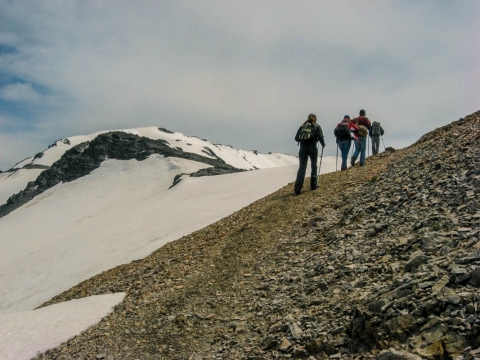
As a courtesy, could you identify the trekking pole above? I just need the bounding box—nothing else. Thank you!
[336,145,338,171]
[318,146,324,176]
[381,135,386,151]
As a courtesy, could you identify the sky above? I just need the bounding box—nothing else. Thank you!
[0,151,337,359]
[0,0,479,170]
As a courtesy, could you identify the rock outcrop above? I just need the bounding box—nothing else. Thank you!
[35,111,479,359]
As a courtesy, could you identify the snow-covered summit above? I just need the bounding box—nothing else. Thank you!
[1,127,297,207]
[12,126,297,171]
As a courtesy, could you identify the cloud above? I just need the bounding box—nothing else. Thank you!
[0,0,479,170]
[0,83,42,102]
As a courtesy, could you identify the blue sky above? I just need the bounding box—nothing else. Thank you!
[0,0,479,170]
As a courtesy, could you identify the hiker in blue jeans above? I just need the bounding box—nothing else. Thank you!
[352,136,367,166]
[351,109,372,166]
[334,115,358,170]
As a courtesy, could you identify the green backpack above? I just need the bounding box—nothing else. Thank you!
[298,123,315,144]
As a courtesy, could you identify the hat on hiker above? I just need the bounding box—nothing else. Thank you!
[344,115,350,119]
[308,113,317,122]
[359,109,366,116]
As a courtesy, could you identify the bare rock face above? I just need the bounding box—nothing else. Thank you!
[34,111,480,359]
[21,164,50,170]
[0,131,244,218]
[377,349,422,360]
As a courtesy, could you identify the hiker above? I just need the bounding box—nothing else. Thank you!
[351,109,371,167]
[294,113,326,195]
[334,115,359,171]
[369,120,384,155]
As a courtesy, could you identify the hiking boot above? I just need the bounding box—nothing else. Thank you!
[294,188,301,195]
[360,163,365,167]
[351,159,356,167]
[341,166,347,171]
[310,178,318,190]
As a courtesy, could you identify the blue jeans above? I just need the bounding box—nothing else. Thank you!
[337,139,351,169]
[352,136,367,165]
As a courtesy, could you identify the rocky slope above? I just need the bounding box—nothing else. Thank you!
[36,111,479,360]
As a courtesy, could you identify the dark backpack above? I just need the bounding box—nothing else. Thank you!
[334,122,349,138]
[298,122,316,143]
[371,121,381,136]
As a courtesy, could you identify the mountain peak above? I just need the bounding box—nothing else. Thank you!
[0,127,298,215]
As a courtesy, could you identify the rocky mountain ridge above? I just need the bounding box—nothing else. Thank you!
[34,111,479,359]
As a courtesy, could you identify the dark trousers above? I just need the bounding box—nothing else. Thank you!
[371,136,381,155]
[295,142,318,192]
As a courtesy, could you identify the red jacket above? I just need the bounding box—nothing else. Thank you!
[352,116,371,130]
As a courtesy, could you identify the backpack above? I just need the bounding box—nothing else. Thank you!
[358,125,368,137]
[371,121,381,136]
[334,122,349,138]
[298,122,316,143]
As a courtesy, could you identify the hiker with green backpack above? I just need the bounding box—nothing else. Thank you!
[294,113,326,195]
[369,120,385,155]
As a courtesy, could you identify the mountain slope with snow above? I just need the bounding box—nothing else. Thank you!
[0,157,337,359]
[0,128,298,218]
[0,125,341,360]
[0,126,305,314]
[0,169,45,205]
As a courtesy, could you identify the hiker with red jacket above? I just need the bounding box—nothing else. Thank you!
[351,109,371,167]
[334,115,359,171]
